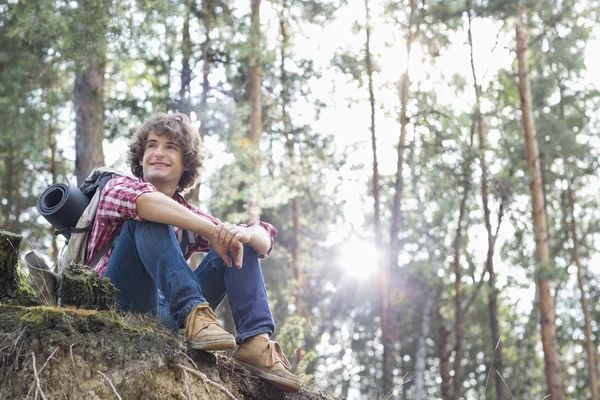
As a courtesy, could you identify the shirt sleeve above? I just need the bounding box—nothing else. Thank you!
[241,221,277,259]
[96,176,158,222]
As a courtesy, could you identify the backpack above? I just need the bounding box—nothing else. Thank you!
[56,167,131,276]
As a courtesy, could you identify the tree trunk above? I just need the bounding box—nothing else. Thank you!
[467,6,504,398]
[179,0,193,110]
[279,5,304,364]
[74,55,106,185]
[385,0,417,393]
[436,303,452,399]
[365,0,379,243]
[48,120,59,258]
[414,294,434,400]
[566,166,598,399]
[247,0,262,223]
[515,6,563,398]
[450,127,473,400]
[200,0,215,139]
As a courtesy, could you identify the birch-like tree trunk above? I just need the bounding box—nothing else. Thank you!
[515,5,563,398]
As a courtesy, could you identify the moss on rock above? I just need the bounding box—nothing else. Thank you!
[59,263,118,310]
[0,230,39,306]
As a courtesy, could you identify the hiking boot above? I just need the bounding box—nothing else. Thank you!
[184,303,235,351]
[232,335,301,392]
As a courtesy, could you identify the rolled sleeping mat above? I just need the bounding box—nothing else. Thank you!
[36,179,90,239]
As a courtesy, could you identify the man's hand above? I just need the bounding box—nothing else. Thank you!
[211,238,244,269]
[215,222,251,247]
[211,222,249,269]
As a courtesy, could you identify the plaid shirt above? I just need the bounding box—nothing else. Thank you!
[88,176,277,277]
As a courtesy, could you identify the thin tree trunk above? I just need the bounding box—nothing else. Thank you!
[513,287,539,400]
[200,0,214,139]
[566,165,598,399]
[436,302,452,399]
[48,119,59,258]
[365,0,379,243]
[515,5,563,398]
[384,0,418,394]
[451,127,473,400]
[247,0,262,223]
[414,294,434,400]
[467,6,504,398]
[74,55,106,184]
[179,0,193,110]
[279,4,303,364]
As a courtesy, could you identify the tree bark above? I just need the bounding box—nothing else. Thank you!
[515,5,563,398]
[74,55,106,185]
[48,119,59,258]
[365,0,379,244]
[566,165,598,400]
[414,294,434,400]
[450,127,473,400]
[279,3,303,363]
[247,0,262,223]
[200,0,215,139]
[467,6,504,398]
[436,303,452,399]
[385,0,417,393]
[179,0,193,110]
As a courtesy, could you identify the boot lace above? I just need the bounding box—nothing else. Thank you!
[263,341,292,371]
[184,303,224,339]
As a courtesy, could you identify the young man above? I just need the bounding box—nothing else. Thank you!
[86,113,300,392]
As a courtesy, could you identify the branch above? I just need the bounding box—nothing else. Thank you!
[175,364,240,400]
[31,352,47,400]
[97,371,122,400]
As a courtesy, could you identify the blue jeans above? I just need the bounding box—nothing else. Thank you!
[103,220,275,343]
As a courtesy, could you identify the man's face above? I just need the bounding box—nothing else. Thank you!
[140,132,186,190]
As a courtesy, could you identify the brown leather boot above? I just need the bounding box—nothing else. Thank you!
[232,335,301,392]
[184,303,235,351]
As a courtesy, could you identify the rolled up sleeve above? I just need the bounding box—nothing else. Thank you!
[244,221,277,259]
[96,176,157,222]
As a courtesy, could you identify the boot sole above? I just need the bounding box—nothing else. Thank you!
[232,358,301,392]
[187,338,236,351]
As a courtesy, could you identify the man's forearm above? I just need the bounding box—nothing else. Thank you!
[245,224,271,255]
[137,192,216,239]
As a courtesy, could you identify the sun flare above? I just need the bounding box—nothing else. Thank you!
[338,238,380,280]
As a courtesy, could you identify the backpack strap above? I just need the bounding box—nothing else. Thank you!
[84,174,118,268]
[179,229,194,255]
[88,236,118,268]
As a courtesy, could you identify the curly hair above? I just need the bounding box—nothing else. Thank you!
[127,113,205,194]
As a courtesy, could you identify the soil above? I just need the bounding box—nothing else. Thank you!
[0,305,340,399]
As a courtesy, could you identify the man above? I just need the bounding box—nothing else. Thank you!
[87,112,300,392]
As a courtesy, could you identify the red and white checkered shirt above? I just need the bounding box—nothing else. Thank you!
[87,176,277,277]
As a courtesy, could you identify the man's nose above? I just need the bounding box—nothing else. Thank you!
[153,145,166,157]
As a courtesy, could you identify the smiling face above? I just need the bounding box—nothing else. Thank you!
[140,132,186,193]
